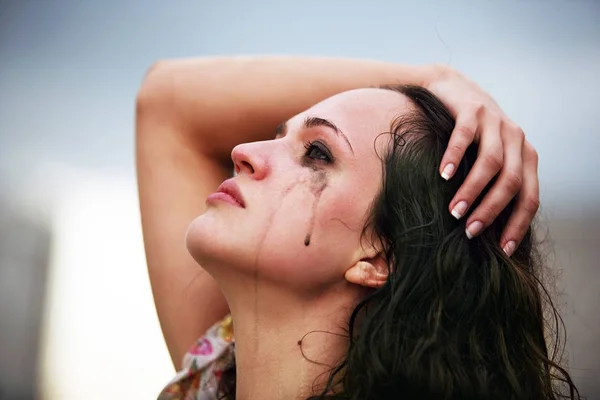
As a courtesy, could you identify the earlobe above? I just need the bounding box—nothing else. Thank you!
[345,256,388,289]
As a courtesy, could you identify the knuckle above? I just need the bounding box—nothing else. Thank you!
[455,124,476,141]
[505,221,529,240]
[475,204,499,221]
[503,170,523,193]
[522,195,541,215]
[472,102,486,117]
[487,111,503,126]
[483,149,504,170]
[524,140,534,150]
[527,144,539,164]
[446,142,466,156]
[505,121,525,138]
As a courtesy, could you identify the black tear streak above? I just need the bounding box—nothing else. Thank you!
[304,171,328,247]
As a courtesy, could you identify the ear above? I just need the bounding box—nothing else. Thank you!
[344,253,388,289]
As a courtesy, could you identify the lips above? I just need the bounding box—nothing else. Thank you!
[215,179,245,208]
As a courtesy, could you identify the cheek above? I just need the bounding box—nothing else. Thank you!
[320,183,375,235]
[186,168,378,290]
[315,197,369,256]
[258,190,369,287]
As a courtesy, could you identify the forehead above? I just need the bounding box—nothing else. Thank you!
[296,88,412,151]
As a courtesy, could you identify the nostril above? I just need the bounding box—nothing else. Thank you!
[241,160,254,174]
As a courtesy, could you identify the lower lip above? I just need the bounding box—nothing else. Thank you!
[206,192,244,208]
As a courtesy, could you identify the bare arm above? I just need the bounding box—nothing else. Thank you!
[136,56,539,368]
[135,56,437,367]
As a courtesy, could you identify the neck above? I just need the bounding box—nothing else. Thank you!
[222,276,361,400]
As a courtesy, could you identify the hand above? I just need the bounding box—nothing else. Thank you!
[426,65,539,256]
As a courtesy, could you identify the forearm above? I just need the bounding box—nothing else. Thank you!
[136,56,440,367]
[136,94,231,368]
[142,56,440,163]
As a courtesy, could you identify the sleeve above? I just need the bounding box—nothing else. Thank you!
[158,315,235,400]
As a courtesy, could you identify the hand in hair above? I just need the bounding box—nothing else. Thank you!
[427,66,538,256]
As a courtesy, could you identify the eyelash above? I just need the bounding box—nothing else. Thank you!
[303,140,333,164]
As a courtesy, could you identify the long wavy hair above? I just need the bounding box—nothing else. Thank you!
[218,85,581,399]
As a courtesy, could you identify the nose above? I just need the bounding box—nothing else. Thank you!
[231,142,270,180]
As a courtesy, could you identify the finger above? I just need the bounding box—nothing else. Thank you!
[449,116,503,220]
[500,140,540,256]
[464,126,524,239]
[440,110,478,180]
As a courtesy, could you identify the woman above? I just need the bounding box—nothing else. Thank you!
[136,57,579,399]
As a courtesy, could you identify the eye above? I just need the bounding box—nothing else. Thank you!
[304,140,333,164]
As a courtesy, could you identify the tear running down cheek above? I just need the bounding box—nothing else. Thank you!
[304,170,328,247]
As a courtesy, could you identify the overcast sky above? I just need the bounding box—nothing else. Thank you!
[0,0,598,212]
[1,2,599,397]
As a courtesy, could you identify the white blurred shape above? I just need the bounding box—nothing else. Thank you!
[38,171,174,399]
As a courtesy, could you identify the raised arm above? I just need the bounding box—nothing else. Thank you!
[135,56,437,367]
[135,56,538,368]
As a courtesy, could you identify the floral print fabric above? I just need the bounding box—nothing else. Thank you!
[158,315,235,400]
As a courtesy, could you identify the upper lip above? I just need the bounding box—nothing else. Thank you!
[216,179,246,208]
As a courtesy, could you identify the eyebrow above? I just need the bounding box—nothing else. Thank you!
[275,116,355,155]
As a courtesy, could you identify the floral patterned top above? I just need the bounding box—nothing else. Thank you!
[158,315,235,400]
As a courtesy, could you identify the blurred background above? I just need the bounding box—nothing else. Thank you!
[0,1,598,399]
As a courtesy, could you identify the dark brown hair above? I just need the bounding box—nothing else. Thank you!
[219,85,581,400]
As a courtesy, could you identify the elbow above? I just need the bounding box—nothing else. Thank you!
[135,60,180,148]
[136,60,175,111]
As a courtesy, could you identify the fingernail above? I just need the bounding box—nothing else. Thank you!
[503,241,516,257]
[441,163,455,180]
[451,201,468,219]
[466,221,483,239]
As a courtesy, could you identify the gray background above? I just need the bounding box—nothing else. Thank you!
[0,1,598,398]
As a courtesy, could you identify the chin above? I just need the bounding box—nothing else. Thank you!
[185,213,221,265]
[185,212,250,272]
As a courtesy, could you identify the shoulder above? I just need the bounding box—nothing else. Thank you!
[158,315,235,400]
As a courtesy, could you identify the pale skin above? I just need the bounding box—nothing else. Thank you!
[135,57,540,388]
[185,88,407,398]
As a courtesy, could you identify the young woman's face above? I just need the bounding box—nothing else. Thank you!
[187,88,411,291]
